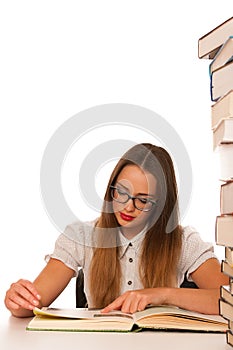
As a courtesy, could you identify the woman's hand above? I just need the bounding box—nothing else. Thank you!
[5,259,75,318]
[102,288,167,314]
[4,279,41,315]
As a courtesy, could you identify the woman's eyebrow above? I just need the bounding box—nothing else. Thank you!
[115,182,155,197]
[137,192,155,197]
[115,182,129,191]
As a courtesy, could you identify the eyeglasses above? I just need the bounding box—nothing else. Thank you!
[110,186,157,212]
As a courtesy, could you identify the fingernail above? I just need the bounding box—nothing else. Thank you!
[33,300,39,305]
[36,294,41,300]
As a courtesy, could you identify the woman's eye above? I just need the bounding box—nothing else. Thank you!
[138,198,149,204]
[117,188,127,196]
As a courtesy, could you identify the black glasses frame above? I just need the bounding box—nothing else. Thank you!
[110,186,157,212]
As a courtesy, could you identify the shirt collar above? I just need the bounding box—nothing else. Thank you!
[118,225,148,259]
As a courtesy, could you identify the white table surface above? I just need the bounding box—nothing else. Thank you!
[0,310,231,350]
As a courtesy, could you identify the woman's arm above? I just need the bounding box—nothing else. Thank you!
[4,258,75,318]
[102,258,229,314]
[164,258,229,314]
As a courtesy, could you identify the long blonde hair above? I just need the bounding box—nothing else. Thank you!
[89,143,182,308]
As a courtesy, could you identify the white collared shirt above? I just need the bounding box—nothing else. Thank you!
[46,219,216,308]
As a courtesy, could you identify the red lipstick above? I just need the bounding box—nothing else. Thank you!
[120,212,135,221]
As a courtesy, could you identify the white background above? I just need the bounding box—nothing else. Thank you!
[0,0,232,311]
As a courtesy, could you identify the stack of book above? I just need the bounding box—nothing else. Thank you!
[198,17,233,347]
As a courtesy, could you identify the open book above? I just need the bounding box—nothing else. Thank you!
[26,306,227,333]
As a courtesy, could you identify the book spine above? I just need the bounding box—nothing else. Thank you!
[230,279,233,294]
[226,247,233,267]
[227,329,233,347]
[210,71,218,102]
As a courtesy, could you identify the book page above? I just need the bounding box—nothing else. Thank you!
[133,305,227,324]
[33,307,134,322]
[33,307,98,319]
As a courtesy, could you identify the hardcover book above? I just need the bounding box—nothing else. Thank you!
[216,216,233,247]
[220,181,233,215]
[211,90,233,130]
[220,298,233,323]
[221,285,233,307]
[26,306,227,333]
[227,330,233,348]
[226,247,233,267]
[213,118,233,150]
[221,260,233,278]
[210,60,233,101]
[230,279,233,295]
[198,17,233,59]
[209,36,233,74]
[216,144,233,181]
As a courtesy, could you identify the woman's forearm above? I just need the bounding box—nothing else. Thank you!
[163,287,221,314]
[102,287,222,315]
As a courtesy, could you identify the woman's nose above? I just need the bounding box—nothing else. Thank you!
[124,198,135,212]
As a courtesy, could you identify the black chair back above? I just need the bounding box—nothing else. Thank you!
[75,270,198,308]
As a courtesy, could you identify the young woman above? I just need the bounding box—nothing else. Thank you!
[4,143,228,317]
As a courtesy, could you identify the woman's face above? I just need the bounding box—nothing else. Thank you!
[112,164,157,237]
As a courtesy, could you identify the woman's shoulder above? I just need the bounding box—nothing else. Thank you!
[181,225,199,237]
[180,225,214,249]
[65,218,98,231]
[62,218,98,243]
